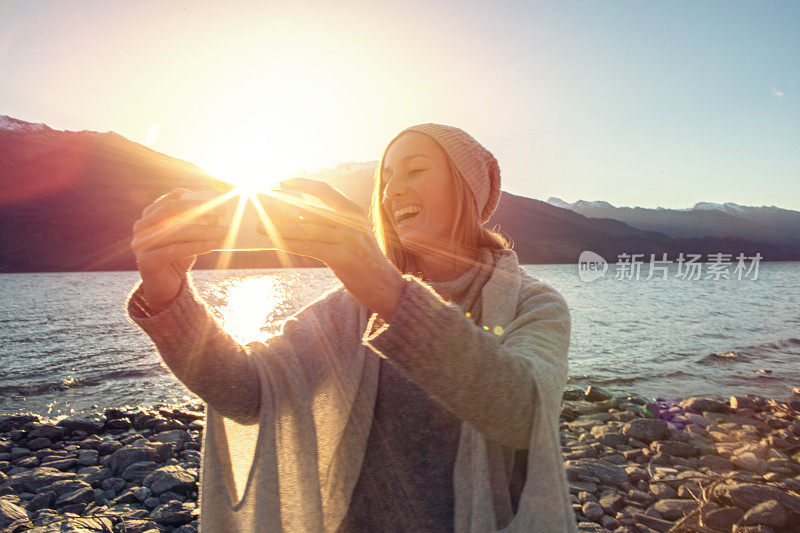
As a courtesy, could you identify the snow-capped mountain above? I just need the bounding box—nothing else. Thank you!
[546,197,800,253]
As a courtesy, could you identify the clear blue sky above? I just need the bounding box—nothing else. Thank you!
[2,0,798,209]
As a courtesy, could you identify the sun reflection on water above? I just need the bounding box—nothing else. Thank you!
[207,275,289,345]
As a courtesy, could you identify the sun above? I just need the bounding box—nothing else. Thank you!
[199,134,304,193]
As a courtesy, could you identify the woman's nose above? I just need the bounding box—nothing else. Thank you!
[382,175,407,202]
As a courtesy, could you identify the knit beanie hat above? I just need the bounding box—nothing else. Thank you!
[385,123,502,225]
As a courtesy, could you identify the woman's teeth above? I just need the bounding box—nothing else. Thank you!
[395,205,422,223]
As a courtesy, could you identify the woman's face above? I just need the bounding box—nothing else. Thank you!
[380,132,459,255]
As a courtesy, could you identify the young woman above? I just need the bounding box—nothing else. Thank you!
[128,123,576,532]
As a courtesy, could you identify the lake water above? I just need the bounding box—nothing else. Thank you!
[1,263,799,417]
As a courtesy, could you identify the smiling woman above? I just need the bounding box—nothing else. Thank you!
[126,123,576,532]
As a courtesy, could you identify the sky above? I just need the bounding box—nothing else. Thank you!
[2,0,798,209]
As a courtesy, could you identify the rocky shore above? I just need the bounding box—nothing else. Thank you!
[0,388,799,532]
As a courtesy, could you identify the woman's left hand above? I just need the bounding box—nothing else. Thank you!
[260,177,405,319]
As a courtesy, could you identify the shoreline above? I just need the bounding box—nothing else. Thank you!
[0,389,798,532]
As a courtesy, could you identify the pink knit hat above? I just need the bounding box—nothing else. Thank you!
[385,123,502,225]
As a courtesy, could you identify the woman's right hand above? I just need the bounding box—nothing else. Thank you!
[131,188,227,314]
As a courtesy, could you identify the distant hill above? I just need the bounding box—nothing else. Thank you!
[547,197,800,254]
[493,193,798,263]
[0,116,325,272]
[0,115,797,272]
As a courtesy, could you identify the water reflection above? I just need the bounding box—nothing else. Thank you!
[206,275,289,345]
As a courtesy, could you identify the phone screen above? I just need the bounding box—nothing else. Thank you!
[180,190,324,251]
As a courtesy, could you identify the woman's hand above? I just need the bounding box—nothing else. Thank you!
[131,188,227,314]
[263,178,406,319]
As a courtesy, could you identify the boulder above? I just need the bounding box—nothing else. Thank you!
[652,498,698,520]
[590,425,628,448]
[26,437,52,450]
[27,423,67,440]
[4,466,75,493]
[741,500,788,528]
[680,397,729,413]
[622,419,669,444]
[0,499,28,529]
[55,485,95,507]
[27,490,57,512]
[652,440,698,457]
[48,478,92,496]
[121,460,158,482]
[149,500,194,526]
[629,513,674,532]
[78,450,99,466]
[581,501,604,521]
[105,442,172,475]
[701,506,744,530]
[564,459,628,488]
[713,482,800,513]
[584,385,613,402]
[733,453,768,474]
[0,415,38,433]
[57,413,106,434]
[143,465,197,495]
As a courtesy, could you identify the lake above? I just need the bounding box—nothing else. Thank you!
[1,262,798,417]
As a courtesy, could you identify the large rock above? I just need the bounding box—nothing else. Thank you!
[149,500,195,526]
[152,429,192,448]
[622,419,668,443]
[55,485,95,507]
[113,486,152,504]
[590,425,628,448]
[741,500,789,528]
[76,465,110,486]
[0,415,38,433]
[143,465,197,495]
[713,482,800,513]
[48,478,92,496]
[584,385,613,402]
[701,506,744,530]
[581,501,604,521]
[27,423,67,440]
[121,461,158,482]
[598,492,625,514]
[26,436,52,450]
[4,466,75,493]
[0,499,28,529]
[730,395,767,411]
[31,516,116,531]
[564,459,628,488]
[105,442,172,475]
[653,499,699,520]
[698,455,733,471]
[679,397,728,413]
[27,490,57,512]
[733,453,768,474]
[652,440,698,457]
[629,513,675,532]
[57,413,106,434]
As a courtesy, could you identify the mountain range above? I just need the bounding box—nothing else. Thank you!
[547,197,800,255]
[1,115,798,272]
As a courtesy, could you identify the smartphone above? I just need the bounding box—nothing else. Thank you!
[179,190,322,251]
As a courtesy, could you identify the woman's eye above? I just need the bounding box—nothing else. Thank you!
[409,168,424,175]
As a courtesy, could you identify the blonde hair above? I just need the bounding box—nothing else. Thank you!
[368,136,513,275]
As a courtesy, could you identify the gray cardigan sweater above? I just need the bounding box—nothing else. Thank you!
[127,247,577,532]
